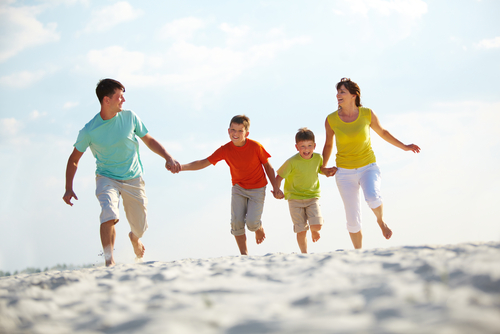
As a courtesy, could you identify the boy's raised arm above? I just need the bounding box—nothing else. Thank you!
[181,158,211,171]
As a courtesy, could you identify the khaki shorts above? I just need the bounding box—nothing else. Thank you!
[95,175,148,238]
[288,198,323,233]
[231,184,266,236]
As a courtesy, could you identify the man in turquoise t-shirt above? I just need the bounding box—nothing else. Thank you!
[274,128,324,254]
[63,78,180,266]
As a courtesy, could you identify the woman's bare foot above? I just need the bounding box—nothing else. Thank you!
[255,227,266,244]
[129,232,145,259]
[379,221,393,240]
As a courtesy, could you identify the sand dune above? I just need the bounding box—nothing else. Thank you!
[1,242,499,333]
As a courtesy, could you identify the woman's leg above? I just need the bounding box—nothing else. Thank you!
[349,230,362,249]
[336,169,363,248]
[360,164,392,240]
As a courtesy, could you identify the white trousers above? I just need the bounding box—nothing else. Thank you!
[335,163,382,233]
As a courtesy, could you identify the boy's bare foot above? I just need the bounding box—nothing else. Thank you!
[311,230,321,242]
[255,227,266,244]
[129,232,146,259]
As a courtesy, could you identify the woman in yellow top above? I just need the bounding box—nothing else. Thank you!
[321,78,420,249]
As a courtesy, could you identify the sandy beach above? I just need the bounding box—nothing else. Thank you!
[1,242,499,334]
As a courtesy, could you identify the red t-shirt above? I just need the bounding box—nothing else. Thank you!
[207,139,271,189]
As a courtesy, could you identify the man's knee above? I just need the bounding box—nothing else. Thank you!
[101,219,118,227]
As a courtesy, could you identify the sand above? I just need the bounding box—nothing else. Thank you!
[1,242,499,334]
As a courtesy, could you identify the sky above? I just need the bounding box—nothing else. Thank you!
[1,0,500,273]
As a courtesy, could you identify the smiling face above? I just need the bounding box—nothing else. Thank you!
[108,88,126,112]
[228,122,249,147]
[295,140,316,160]
[336,84,356,108]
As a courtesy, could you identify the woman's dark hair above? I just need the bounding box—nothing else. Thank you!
[96,78,125,104]
[336,77,362,107]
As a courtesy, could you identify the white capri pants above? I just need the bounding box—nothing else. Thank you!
[335,163,382,233]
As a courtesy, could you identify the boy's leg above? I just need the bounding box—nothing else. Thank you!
[96,175,121,266]
[231,185,249,255]
[305,198,323,243]
[100,219,118,266]
[245,186,266,244]
[235,234,248,255]
[288,200,309,253]
[310,224,322,243]
[121,177,148,260]
[297,231,308,253]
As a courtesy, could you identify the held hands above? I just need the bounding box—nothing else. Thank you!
[404,144,421,153]
[321,166,338,177]
[166,158,181,174]
[63,190,78,206]
[271,188,285,199]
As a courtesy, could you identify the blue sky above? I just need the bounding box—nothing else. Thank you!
[1,0,499,273]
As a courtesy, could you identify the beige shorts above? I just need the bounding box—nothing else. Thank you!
[95,175,148,238]
[231,184,266,236]
[288,198,323,233]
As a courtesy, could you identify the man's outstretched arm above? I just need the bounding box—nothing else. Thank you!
[63,148,84,206]
[140,133,181,173]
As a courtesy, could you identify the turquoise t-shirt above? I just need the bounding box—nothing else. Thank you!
[277,153,322,200]
[74,109,149,180]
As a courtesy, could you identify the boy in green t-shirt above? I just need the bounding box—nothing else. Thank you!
[273,128,324,253]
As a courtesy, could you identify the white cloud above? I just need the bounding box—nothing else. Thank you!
[43,0,89,5]
[220,23,250,46]
[83,25,310,108]
[158,17,205,41]
[63,101,79,109]
[346,0,427,19]
[476,36,500,49]
[0,117,23,138]
[0,3,60,62]
[332,0,427,42]
[83,1,142,33]
[0,69,48,88]
[87,46,146,78]
[29,110,47,120]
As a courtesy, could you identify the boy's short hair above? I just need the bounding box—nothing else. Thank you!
[96,78,125,104]
[295,127,315,143]
[230,115,250,131]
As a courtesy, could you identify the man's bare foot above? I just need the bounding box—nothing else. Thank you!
[129,232,145,259]
[379,222,393,240]
[311,230,321,242]
[255,227,266,244]
[103,246,115,267]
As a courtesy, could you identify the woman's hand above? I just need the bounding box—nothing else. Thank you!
[321,166,338,177]
[404,144,421,153]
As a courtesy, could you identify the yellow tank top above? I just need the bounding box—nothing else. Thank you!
[327,107,376,169]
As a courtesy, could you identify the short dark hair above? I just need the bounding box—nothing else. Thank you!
[336,77,362,107]
[96,78,125,104]
[230,115,250,131]
[295,127,315,143]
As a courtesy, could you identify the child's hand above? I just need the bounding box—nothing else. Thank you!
[271,189,284,199]
[321,166,338,177]
[166,158,181,173]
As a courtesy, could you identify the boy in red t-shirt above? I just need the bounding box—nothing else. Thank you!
[180,115,283,255]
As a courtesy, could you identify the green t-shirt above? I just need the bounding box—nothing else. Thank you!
[277,153,322,200]
[74,109,148,180]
